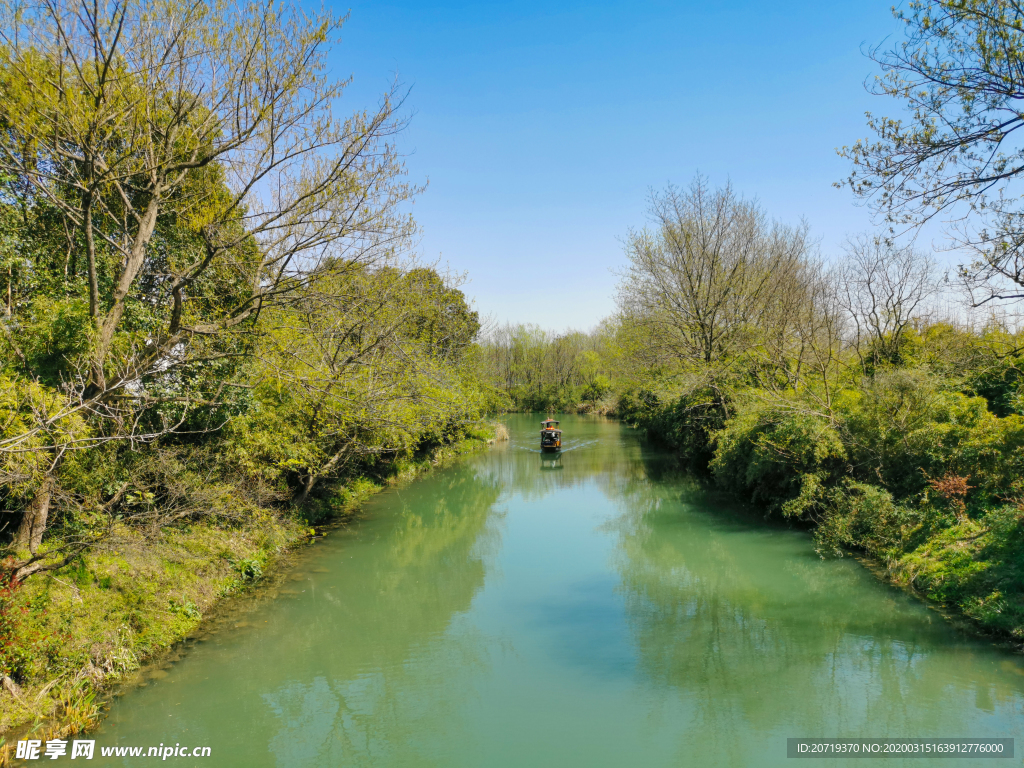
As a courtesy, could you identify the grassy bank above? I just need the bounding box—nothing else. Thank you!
[0,427,498,755]
[619,357,1024,645]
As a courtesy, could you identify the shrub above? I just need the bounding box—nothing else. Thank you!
[233,558,263,583]
[0,573,32,680]
[814,481,916,557]
[0,573,68,683]
[169,600,201,620]
[581,374,612,404]
[842,371,993,499]
[619,383,731,470]
[710,401,846,516]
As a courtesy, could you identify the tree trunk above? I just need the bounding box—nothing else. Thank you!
[14,475,53,554]
[295,446,352,507]
[295,474,319,507]
[94,193,162,379]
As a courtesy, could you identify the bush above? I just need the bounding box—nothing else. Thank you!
[0,574,69,683]
[842,370,993,499]
[233,558,264,583]
[814,481,917,557]
[889,504,1024,638]
[169,599,201,620]
[619,383,731,470]
[710,401,846,516]
[0,574,32,680]
[581,374,612,404]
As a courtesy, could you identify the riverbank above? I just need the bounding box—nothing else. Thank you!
[618,374,1024,648]
[0,428,500,756]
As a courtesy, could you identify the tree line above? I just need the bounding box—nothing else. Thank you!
[477,323,616,412]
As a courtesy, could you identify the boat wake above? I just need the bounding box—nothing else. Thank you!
[557,439,599,453]
[508,439,599,455]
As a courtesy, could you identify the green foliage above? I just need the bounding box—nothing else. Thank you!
[842,370,994,498]
[479,322,621,413]
[618,382,730,470]
[0,375,89,521]
[299,478,381,524]
[859,327,925,375]
[15,297,93,385]
[233,558,264,583]
[710,401,846,514]
[169,599,201,620]
[0,0,500,738]
[621,289,1024,641]
[891,503,1024,638]
[814,481,917,558]
[228,264,487,509]
[0,574,31,679]
[0,574,68,682]
[402,268,481,361]
[581,373,613,404]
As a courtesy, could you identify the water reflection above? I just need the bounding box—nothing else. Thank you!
[608,448,1024,761]
[95,467,502,767]
[479,416,647,503]
[92,415,1024,768]
[539,455,563,471]
[259,470,503,767]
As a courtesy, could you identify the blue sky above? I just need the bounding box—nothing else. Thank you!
[331,1,905,330]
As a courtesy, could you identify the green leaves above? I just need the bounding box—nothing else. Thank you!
[232,558,263,583]
[709,400,847,515]
[842,1,1024,304]
[225,263,486,508]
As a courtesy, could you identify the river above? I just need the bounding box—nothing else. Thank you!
[91,415,1024,766]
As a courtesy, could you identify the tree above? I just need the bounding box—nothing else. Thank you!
[616,177,811,369]
[841,0,1024,304]
[237,265,481,509]
[401,269,480,362]
[839,236,940,371]
[765,257,846,410]
[0,0,415,578]
[476,322,616,411]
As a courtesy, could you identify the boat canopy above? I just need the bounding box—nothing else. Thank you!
[541,419,560,427]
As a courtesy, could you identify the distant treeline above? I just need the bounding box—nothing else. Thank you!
[477,323,617,413]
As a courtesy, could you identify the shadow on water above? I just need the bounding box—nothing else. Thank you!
[605,436,1024,765]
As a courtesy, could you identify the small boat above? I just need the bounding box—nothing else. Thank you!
[540,419,562,452]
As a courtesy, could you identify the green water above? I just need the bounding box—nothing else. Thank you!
[93,415,1024,766]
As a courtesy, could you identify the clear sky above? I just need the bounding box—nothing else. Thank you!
[331,0,905,331]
